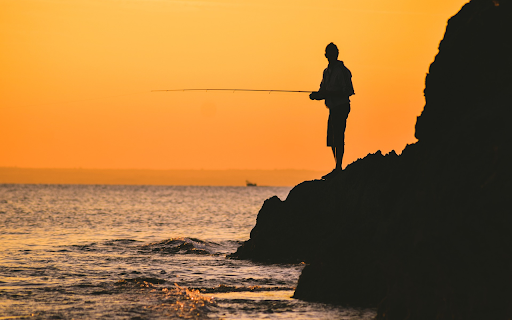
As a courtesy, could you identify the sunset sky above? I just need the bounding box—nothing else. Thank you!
[1,0,468,172]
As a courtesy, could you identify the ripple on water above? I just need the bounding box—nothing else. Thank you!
[0,185,376,319]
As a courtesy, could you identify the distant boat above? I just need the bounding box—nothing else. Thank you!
[246,180,257,187]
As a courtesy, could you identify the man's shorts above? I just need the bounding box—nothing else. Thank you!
[327,103,350,147]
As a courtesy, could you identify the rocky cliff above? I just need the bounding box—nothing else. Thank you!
[230,0,512,319]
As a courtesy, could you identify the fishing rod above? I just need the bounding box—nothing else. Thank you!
[152,89,313,93]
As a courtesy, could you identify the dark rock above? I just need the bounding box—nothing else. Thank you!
[230,0,512,319]
[415,0,512,142]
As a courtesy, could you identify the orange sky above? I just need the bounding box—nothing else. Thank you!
[0,0,468,171]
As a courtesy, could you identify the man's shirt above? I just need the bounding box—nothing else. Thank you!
[319,60,354,108]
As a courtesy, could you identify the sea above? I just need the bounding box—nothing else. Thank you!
[0,184,376,319]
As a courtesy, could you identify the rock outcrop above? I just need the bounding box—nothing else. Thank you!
[230,0,512,319]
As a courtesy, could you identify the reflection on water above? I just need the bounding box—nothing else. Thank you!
[0,184,376,319]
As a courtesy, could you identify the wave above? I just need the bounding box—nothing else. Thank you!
[67,237,226,255]
[194,284,295,294]
[116,277,167,287]
[138,237,221,255]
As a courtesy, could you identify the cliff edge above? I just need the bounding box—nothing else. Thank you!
[230,0,512,319]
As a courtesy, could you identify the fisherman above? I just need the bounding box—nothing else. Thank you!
[309,42,355,179]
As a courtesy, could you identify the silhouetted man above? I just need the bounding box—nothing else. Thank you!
[310,42,354,179]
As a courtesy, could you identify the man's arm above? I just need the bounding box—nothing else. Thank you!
[309,89,345,100]
[310,70,326,100]
[309,67,349,100]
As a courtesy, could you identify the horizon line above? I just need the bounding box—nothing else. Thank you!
[0,167,326,172]
[0,167,328,187]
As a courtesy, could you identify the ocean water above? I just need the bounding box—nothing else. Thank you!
[0,184,376,319]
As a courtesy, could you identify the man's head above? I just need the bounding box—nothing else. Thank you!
[325,42,339,63]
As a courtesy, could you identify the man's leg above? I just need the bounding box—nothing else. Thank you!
[335,144,344,170]
[322,147,337,179]
[335,103,349,171]
[324,104,348,179]
[323,146,342,179]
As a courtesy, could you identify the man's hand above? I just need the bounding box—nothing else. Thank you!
[309,92,323,100]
